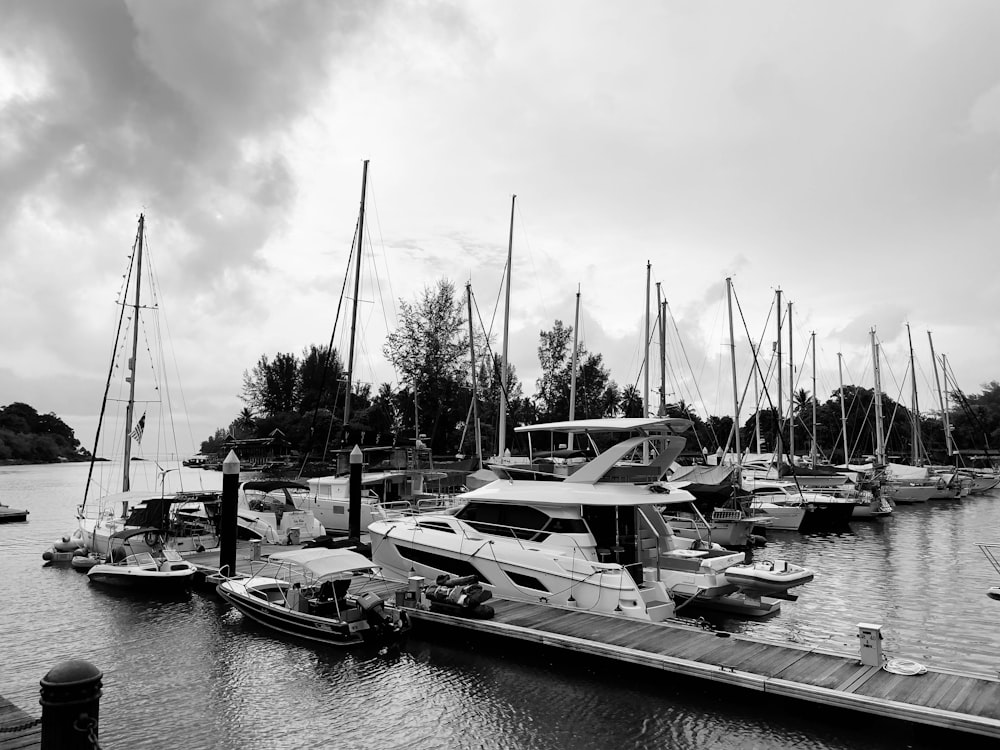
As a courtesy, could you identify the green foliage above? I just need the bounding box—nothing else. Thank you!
[533,320,618,423]
[383,279,473,453]
[0,402,83,462]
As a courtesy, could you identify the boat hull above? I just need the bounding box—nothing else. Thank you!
[217,583,409,647]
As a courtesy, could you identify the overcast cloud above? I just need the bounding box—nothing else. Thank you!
[3,0,1000,455]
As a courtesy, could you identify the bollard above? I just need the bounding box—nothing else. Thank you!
[39,660,103,750]
[348,444,363,542]
[220,450,241,577]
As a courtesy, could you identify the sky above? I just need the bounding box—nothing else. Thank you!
[3,0,1000,458]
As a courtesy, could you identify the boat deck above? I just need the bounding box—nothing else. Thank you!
[404,596,1000,740]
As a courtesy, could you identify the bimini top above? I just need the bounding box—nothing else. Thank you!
[514,418,692,435]
[461,477,696,508]
[108,527,162,543]
[240,480,310,493]
[267,548,377,578]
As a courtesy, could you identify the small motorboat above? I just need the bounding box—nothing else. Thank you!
[87,527,198,590]
[724,559,815,597]
[216,548,410,647]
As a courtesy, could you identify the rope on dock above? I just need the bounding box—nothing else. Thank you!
[0,716,41,732]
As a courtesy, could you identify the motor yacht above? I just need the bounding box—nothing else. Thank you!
[369,420,814,620]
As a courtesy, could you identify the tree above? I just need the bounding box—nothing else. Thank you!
[241,352,301,416]
[619,384,643,418]
[384,279,472,453]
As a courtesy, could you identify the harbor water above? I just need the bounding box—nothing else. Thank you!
[2,462,999,749]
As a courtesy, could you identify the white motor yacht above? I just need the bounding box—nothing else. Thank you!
[369,420,814,620]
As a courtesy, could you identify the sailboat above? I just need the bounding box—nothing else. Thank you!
[51,215,222,562]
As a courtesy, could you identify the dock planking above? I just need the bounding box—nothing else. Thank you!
[0,694,39,750]
[404,595,1000,741]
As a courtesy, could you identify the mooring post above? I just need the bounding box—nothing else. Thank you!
[349,444,363,542]
[39,660,102,750]
[220,450,240,576]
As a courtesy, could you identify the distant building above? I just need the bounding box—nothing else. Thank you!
[222,429,291,467]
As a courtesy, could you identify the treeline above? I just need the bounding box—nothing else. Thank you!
[200,278,1000,465]
[0,402,85,463]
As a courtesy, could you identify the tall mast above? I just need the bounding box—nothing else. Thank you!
[122,213,145,492]
[343,159,369,430]
[568,285,581,449]
[906,323,921,464]
[752,343,762,453]
[871,329,887,465]
[788,300,794,462]
[466,282,483,470]
[726,278,740,461]
[838,352,849,464]
[497,194,515,460]
[810,331,817,466]
[775,288,783,462]
[942,353,954,458]
[657,283,666,416]
[928,331,952,458]
[643,261,650,462]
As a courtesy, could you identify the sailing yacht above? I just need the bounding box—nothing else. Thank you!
[67,215,220,559]
[369,419,814,620]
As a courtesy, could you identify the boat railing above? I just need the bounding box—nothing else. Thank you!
[456,519,598,561]
[976,543,1000,575]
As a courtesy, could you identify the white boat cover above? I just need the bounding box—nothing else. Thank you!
[267,548,376,578]
[886,463,930,480]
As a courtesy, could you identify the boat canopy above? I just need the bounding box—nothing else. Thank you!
[267,548,377,578]
[108,527,162,543]
[461,477,697,508]
[514,418,693,435]
[240,480,310,493]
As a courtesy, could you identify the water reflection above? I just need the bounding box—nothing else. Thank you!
[3,464,1000,749]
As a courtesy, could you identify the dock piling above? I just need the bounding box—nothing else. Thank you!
[220,450,241,576]
[39,660,102,750]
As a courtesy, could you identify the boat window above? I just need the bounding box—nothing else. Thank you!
[504,570,549,592]
[456,502,550,540]
[393,544,491,585]
[542,517,588,534]
[416,520,456,533]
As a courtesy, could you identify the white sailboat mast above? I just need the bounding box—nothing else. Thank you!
[928,331,952,458]
[838,352,849,464]
[643,261,650,462]
[726,277,740,460]
[567,285,580,450]
[906,323,921,464]
[466,282,483,470]
[811,331,818,467]
[497,194,514,460]
[122,213,144,492]
[775,288,783,461]
[788,300,794,462]
[871,329,887,465]
[343,159,369,430]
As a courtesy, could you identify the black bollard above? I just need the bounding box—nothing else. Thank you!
[348,444,362,542]
[39,660,102,750]
[220,450,241,577]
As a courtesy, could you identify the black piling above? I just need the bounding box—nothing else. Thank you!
[348,444,362,542]
[220,450,240,576]
[39,660,102,750]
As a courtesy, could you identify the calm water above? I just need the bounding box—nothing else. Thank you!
[2,462,999,749]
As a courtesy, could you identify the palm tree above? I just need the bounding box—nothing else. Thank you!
[235,407,255,439]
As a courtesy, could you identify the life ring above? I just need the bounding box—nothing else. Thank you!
[936,478,946,490]
[883,658,927,675]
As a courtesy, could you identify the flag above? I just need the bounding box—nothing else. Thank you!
[130,412,146,444]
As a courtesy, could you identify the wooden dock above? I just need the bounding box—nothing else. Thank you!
[0,693,40,750]
[403,596,1000,741]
